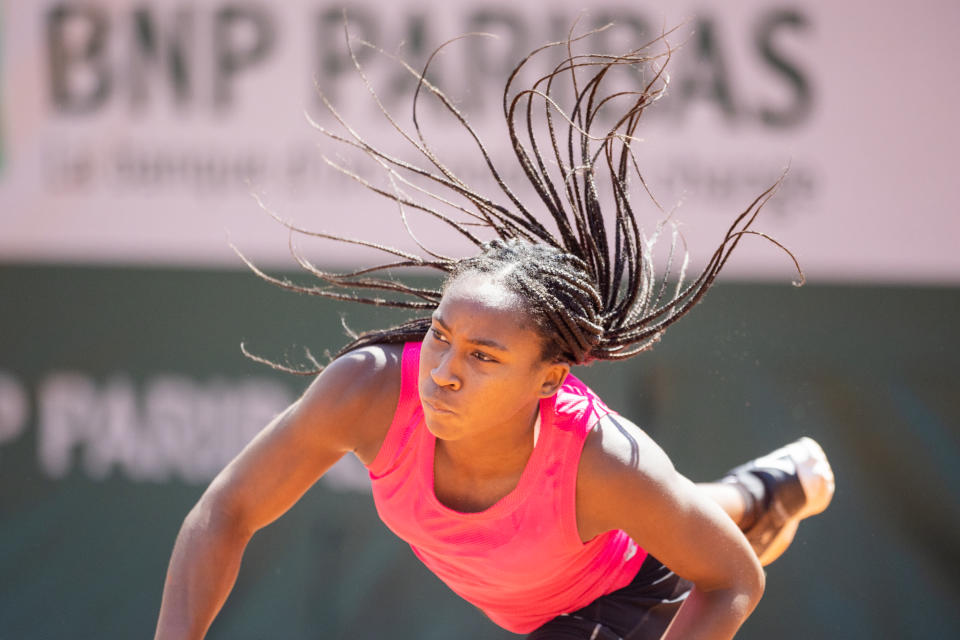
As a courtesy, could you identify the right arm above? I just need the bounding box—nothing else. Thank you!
[153,345,402,640]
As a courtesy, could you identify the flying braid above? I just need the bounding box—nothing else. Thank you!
[239,22,803,374]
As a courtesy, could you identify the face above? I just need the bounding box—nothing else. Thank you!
[418,273,569,442]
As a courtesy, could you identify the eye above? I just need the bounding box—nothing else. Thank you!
[430,327,448,343]
[473,351,497,363]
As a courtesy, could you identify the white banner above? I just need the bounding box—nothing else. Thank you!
[1,0,958,282]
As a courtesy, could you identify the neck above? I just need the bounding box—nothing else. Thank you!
[436,403,541,478]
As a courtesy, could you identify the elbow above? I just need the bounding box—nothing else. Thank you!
[739,557,766,615]
[184,484,255,544]
[174,498,253,566]
[750,562,766,606]
[714,555,765,622]
[718,566,765,627]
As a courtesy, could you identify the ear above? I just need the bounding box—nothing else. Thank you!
[539,361,570,397]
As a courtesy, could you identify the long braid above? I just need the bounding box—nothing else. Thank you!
[243,23,803,374]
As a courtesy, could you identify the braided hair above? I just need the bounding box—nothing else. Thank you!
[237,23,802,373]
[447,240,603,364]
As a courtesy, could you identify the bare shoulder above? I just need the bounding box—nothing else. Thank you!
[576,412,679,541]
[579,413,675,485]
[576,412,764,600]
[297,342,405,464]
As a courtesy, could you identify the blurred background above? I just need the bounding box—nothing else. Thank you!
[1,1,958,638]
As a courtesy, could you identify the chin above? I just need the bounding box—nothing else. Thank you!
[423,412,460,441]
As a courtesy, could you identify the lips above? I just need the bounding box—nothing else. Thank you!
[422,396,456,415]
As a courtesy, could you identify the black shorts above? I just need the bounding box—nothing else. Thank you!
[526,555,693,640]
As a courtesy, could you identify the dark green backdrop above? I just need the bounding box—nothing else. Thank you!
[1,264,958,639]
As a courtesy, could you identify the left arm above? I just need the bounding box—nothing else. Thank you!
[577,413,765,640]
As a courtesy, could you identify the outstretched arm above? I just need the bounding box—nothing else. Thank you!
[577,414,765,640]
[154,346,401,640]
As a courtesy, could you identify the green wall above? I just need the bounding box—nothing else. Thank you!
[1,264,958,638]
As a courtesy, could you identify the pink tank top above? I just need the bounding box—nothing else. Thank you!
[365,342,647,633]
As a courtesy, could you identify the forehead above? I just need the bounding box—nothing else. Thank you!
[441,273,521,310]
[436,274,540,344]
[438,273,527,323]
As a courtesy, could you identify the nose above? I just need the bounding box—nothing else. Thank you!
[430,350,461,391]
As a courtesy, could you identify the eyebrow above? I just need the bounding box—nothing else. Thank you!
[432,313,510,352]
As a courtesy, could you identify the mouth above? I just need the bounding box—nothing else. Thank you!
[422,397,456,415]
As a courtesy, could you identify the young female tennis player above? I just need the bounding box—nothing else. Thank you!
[154,27,834,639]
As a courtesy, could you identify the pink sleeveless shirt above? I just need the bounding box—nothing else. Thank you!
[365,342,647,633]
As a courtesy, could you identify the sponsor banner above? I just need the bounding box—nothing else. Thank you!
[1,1,959,282]
[1,368,370,488]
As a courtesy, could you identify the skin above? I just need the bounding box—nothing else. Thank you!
[154,272,763,640]
[420,275,570,512]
